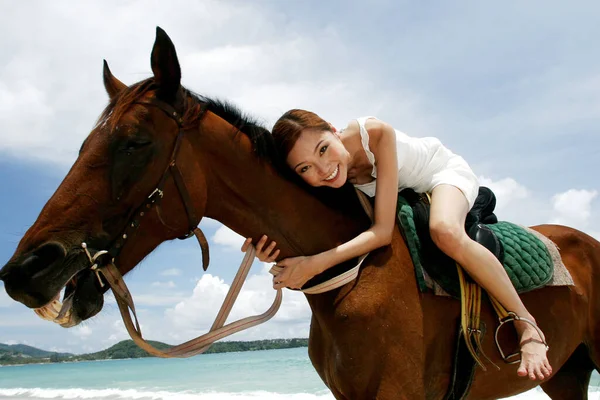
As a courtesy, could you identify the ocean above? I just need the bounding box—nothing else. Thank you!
[0,347,599,400]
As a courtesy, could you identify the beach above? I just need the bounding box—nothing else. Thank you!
[1,347,599,399]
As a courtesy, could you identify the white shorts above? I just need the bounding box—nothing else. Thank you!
[430,155,479,209]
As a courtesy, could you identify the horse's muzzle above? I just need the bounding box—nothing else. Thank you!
[1,241,71,308]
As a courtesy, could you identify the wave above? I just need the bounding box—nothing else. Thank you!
[3,387,600,400]
[0,388,335,400]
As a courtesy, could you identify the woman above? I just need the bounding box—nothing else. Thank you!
[241,109,551,380]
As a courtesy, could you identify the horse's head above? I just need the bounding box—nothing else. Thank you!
[0,28,219,327]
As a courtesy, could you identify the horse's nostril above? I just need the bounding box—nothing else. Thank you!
[21,254,42,274]
[23,242,67,275]
[34,242,66,261]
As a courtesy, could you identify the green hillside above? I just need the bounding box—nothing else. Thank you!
[76,340,172,361]
[0,343,73,364]
[0,338,308,366]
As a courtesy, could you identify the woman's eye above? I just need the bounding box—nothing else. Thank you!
[300,166,309,174]
[319,145,328,155]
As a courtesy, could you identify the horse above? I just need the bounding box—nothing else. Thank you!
[1,27,599,399]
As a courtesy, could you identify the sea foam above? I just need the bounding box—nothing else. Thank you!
[0,388,335,400]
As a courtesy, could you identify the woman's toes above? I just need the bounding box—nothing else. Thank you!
[541,366,551,378]
[543,364,552,378]
[517,363,528,377]
[535,366,545,380]
[529,369,537,380]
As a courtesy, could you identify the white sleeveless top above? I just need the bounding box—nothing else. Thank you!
[352,117,479,208]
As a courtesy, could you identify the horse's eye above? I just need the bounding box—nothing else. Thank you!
[124,139,151,154]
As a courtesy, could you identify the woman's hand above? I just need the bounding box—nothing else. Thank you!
[272,255,323,290]
[241,235,280,263]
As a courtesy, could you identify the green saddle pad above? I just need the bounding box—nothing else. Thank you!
[396,196,554,297]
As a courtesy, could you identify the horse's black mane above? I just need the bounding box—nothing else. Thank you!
[186,91,362,213]
[189,91,280,163]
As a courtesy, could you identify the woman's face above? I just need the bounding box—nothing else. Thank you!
[286,129,351,188]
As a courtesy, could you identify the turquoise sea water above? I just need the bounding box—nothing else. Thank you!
[1,347,599,399]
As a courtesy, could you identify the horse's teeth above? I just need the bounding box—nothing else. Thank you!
[34,299,62,321]
[51,300,62,313]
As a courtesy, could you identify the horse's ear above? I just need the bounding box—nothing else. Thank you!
[103,60,127,100]
[150,27,181,103]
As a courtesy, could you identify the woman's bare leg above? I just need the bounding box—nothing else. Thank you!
[429,184,552,380]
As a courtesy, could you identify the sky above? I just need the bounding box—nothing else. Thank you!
[0,0,599,355]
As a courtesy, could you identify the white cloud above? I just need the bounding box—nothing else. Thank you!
[0,0,434,176]
[164,264,311,342]
[71,325,93,339]
[106,319,129,344]
[166,274,228,329]
[478,176,530,213]
[212,226,245,251]
[0,1,380,168]
[477,176,547,226]
[477,177,599,240]
[550,189,598,228]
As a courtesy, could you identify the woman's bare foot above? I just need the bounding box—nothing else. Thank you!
[515,322,552,380]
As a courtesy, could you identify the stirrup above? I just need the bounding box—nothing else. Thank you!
[494,311,549,364]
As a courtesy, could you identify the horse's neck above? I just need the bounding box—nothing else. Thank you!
[198,117,367,259]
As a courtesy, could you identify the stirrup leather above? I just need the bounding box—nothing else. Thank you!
[457,264,499,371]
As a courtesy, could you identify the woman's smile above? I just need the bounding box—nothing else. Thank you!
[324,165,339,182]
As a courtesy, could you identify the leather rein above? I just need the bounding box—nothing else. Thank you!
[81,97,282,358]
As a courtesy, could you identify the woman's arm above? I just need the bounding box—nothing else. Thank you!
[311,118,399,270]
[273,118,399,289]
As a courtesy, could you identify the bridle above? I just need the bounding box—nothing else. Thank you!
[80,96,282,358]
[103,97,210,270]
